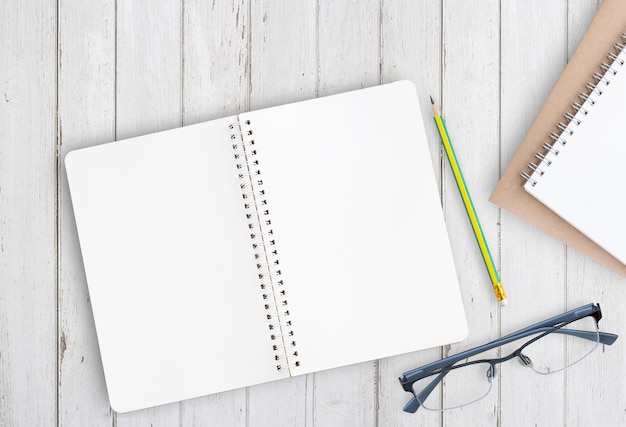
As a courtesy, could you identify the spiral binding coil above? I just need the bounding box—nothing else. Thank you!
[521,33,626,186]
[230,118,301,372]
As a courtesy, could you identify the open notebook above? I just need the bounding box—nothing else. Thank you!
[65,81,468,413]
[521,36,626,265]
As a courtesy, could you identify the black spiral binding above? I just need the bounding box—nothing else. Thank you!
[521,33,626,186]
[229,119,301,373]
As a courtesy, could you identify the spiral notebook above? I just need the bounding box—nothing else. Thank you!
[65,81,468,413]
[490,0,626,277]
[521,34,626,265]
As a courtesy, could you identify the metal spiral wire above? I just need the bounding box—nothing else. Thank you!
[521,33,626,186]
[230,119,301,372]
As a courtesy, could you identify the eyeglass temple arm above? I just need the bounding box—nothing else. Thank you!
[402,371,448,413]
[497,303,601,342]
[400,304,614,389]
[550,328,617,345]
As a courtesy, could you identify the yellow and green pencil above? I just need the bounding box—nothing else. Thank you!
[430,96,508,307]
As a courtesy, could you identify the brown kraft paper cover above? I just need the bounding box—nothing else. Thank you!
[490,0,626,277]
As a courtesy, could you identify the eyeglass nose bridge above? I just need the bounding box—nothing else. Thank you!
[486,364,497,383]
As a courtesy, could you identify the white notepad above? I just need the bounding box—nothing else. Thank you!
[65,81,468,413]
[523,45,626,265]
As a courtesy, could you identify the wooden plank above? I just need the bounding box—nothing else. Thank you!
[183,0,249,124]
[57,0,116,425]
[318,0,380,94]
[249,0,318,109]
[565,261,626,427]
[115,0,182,423]
[566,3,626,427]
[439,0,501,424]
[567,0,602,55]
[179,0,249,424]
[0,1,57,425]
[313,1,380,425]
[499,1,567,425]
[246,1,317,425]
[378,1,445,425]
[115,0,183,141]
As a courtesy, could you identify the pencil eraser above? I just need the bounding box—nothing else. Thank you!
[499,299,508,307]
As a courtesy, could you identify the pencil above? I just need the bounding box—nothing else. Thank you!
[430,96,508,307]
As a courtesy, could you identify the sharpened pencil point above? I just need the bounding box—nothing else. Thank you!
[430,97,440,116]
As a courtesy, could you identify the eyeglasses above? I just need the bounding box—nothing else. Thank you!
[399,303,618,413]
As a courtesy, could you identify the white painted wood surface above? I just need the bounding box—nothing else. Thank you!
[2,1,625,425]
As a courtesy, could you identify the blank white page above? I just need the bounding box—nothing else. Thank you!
[525,51,626,265]
[240,81,468,375]
[65,119,288,413]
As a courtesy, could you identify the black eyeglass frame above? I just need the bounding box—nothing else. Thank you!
[399,302,618,413]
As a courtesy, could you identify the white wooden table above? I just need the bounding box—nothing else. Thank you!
[2,1,625,426]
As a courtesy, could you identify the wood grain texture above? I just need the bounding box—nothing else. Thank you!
[115,1,182,425]
[499,2,568,426]
[183,0,249,124]
[57,0,116,425]
[0,1,57,425]
[2,1,626,425]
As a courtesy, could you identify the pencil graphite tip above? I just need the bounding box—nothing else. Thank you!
[430,96,440,116]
